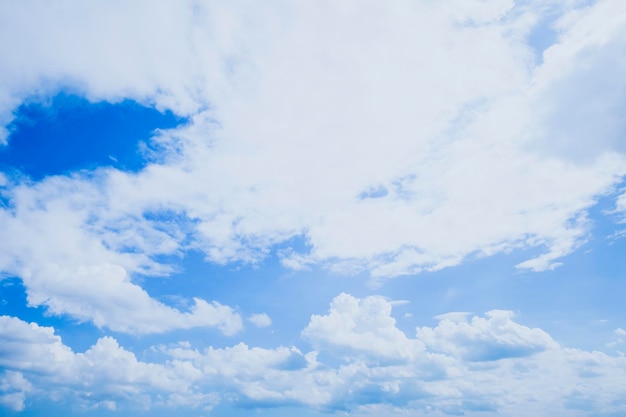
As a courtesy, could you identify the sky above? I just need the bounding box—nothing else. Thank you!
[0,0,626,416]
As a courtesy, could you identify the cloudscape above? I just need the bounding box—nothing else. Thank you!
[1,1,626,416]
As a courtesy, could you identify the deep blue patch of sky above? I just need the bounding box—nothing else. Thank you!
[0,94,185,181]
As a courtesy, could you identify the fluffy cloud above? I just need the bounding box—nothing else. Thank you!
[0,371,32,412]
[302,294,558,365]
[0,0,210,130]
[3,293,626,416]
[0,0,624,292]
[0,315,203,411]
[0,1,625,415]
[302,293,424,362]
[417,310,558,361]
[0,315,326,412]
[0,176,242,334]
[300,294,626,416]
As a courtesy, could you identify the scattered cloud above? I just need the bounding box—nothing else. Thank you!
[2,293,626,415]
[248,313,272,328]
[0,0,626,416]
[607,328,626,348]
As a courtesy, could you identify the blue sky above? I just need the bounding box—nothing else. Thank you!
[1,1,626,416]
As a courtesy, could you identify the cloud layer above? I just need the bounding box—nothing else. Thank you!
[2,294,626,415]
[1,0,625,287]
[0,1,625,333]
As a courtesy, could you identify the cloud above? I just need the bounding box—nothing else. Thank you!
[302,293,424,362]
[0,4,623,400]
[615,190,626,224]
[0,315,204,411]
[24,263,242,335]
[0,176,242,334]
[0,315,326,411]
[3,293,626,416]
[0,0,623,291]
[0,371,32,412]
[0,1,625,415]
[299,294,626,415]
[248,313,272,328]
[302,294,557,366]
[607,327,626,348]
[0,315,75,375]
[0,0,211,127]
[417,310,558,361]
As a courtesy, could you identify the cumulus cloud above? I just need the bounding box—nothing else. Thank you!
[3,294,626,416]
[299,294,626,416]
[0,315,203,411]
[0,315,325,411]
[302,293,423,362]
[417,310,558,361]
[302,294,559,365]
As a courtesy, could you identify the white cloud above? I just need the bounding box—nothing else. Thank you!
[0,371,32,412]
[0,315,200,410]
[0,0,624,288]
[302,293,424,362]
[0,1,625,415]
[0,0,210,122]
[607,327,626,348]
[299,294,626,416]
[0,177,242,335]
[0,391,26,412]
[615,190,626,224]
[417,310,558,361]
[0,4,625,413]
[0,315,75,374]
[3,297,626,416]
[0,315,328,411]
[248,313,272,328]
